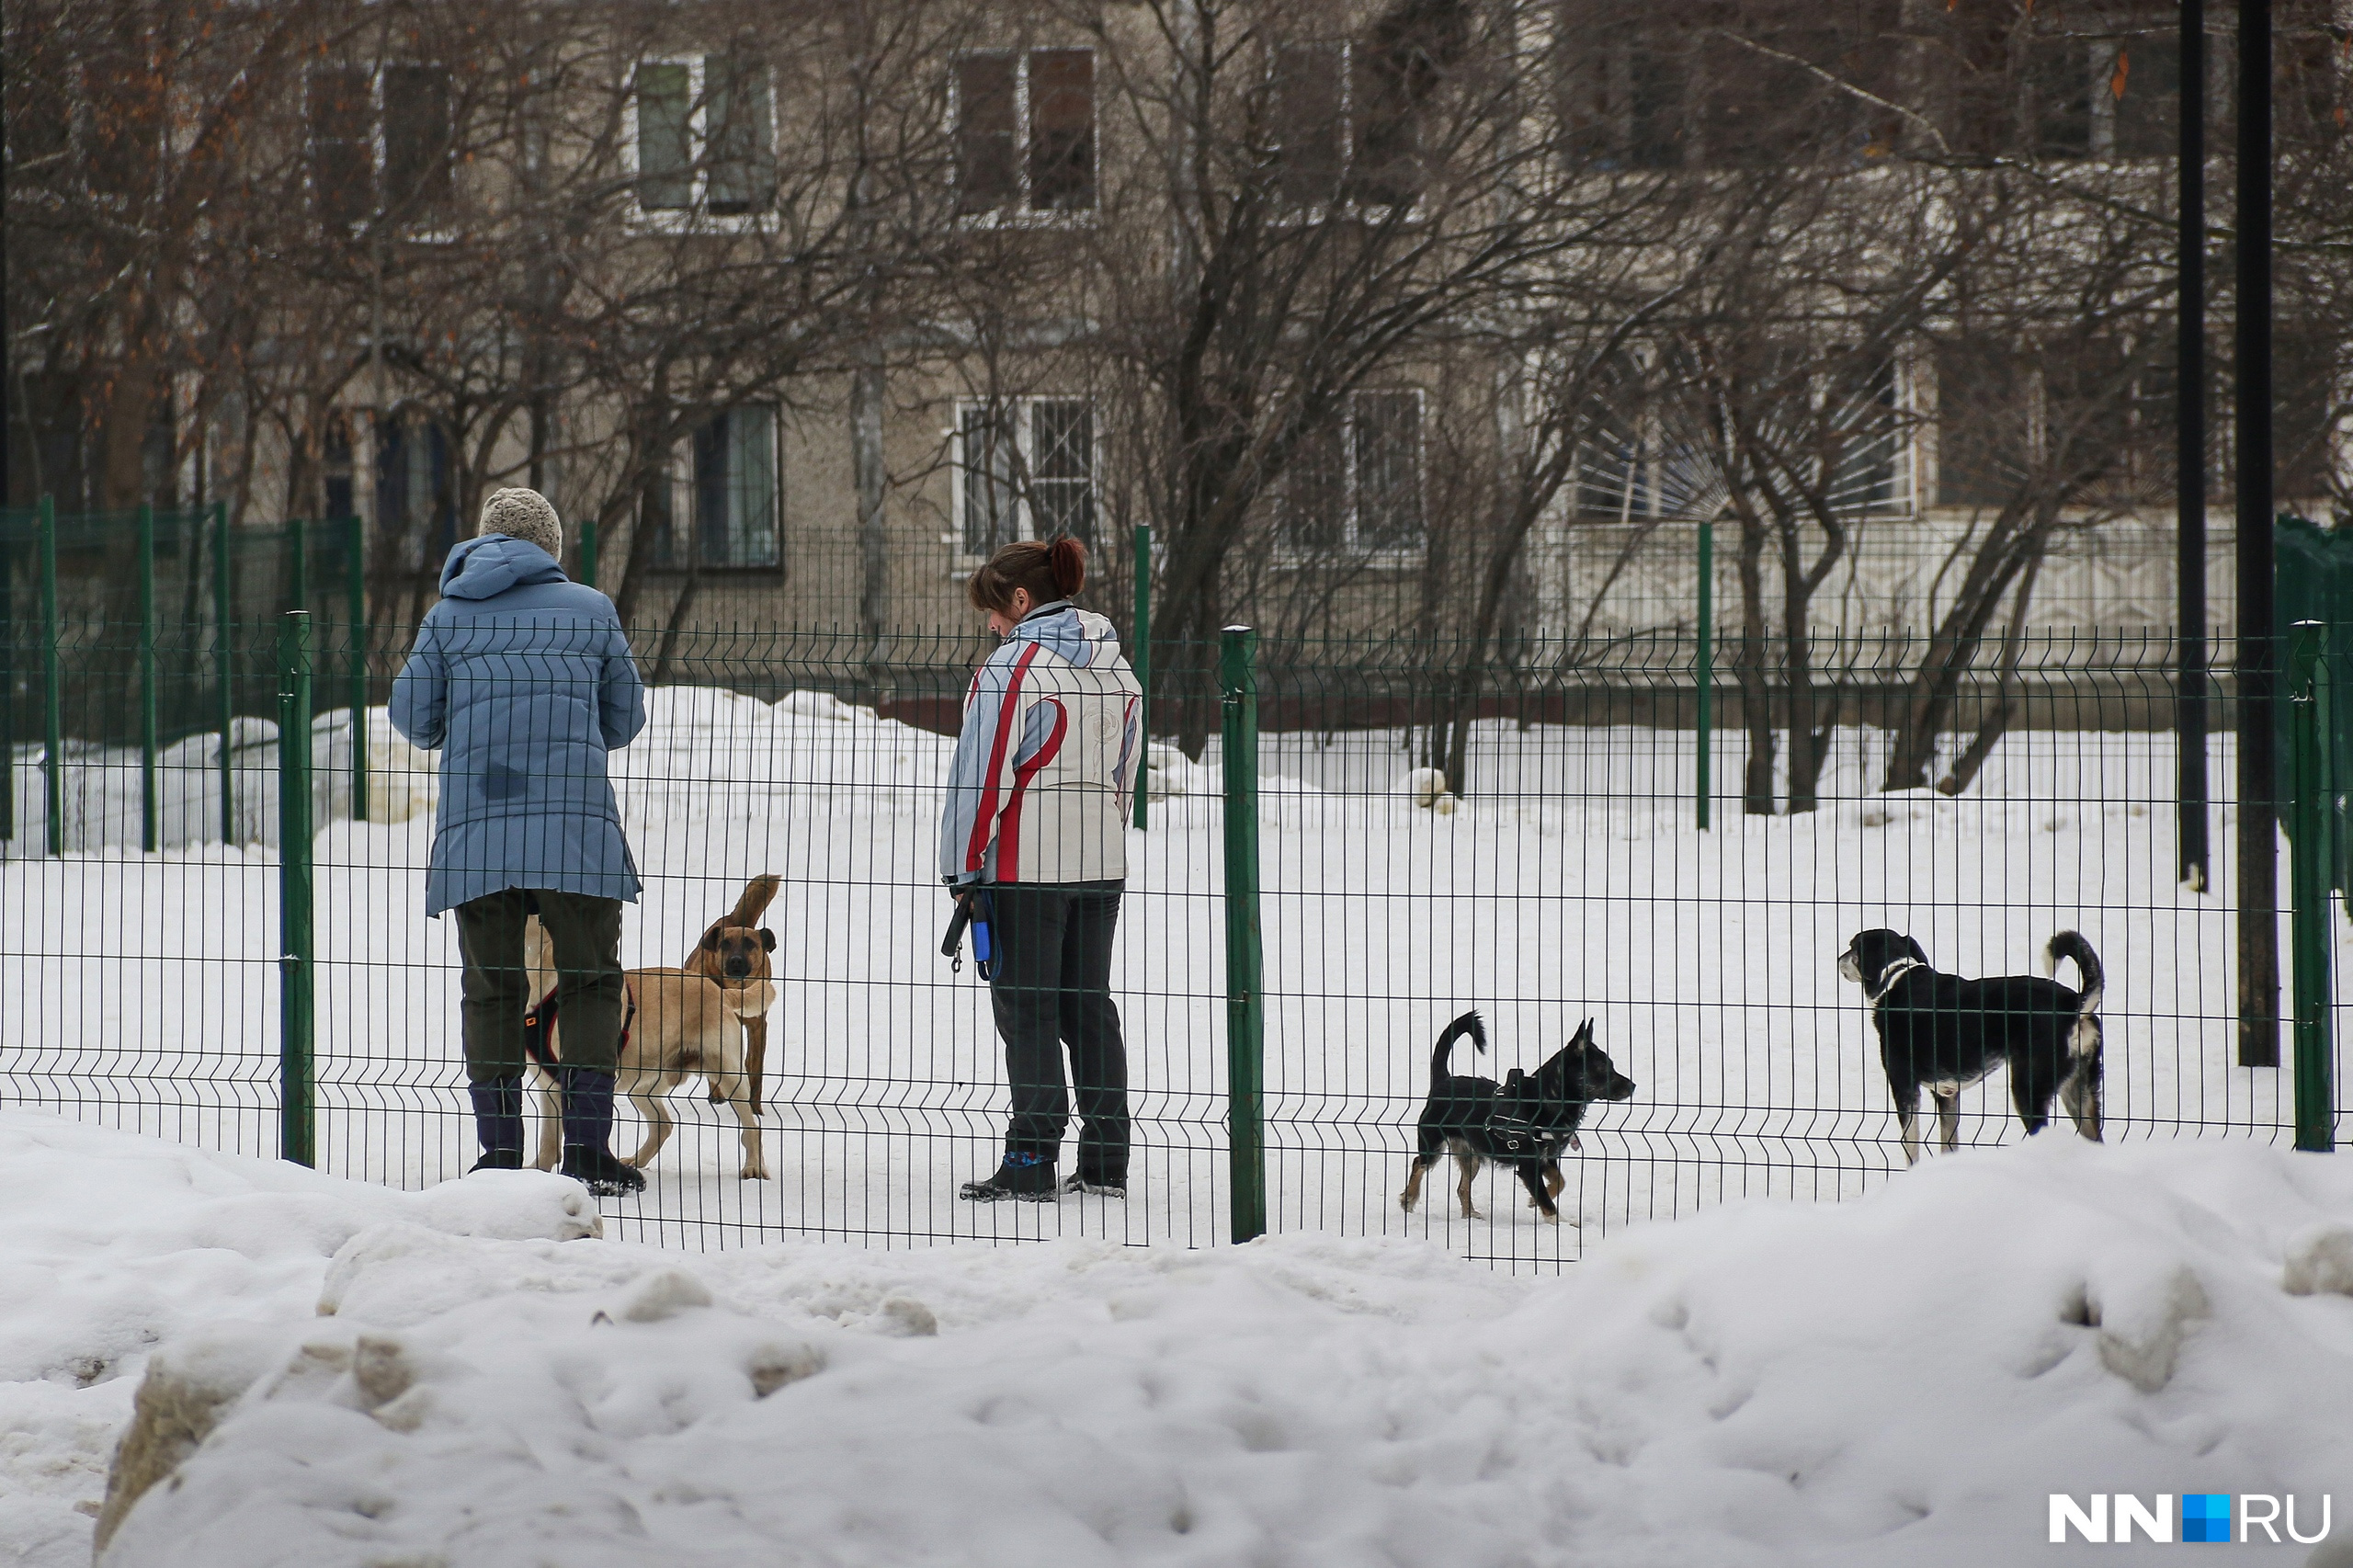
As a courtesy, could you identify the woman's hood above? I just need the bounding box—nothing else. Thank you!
[438,534,568,600]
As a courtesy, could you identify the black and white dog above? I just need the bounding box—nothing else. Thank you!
[1838,928,2105,1165]
[1398,1010,1636,1224]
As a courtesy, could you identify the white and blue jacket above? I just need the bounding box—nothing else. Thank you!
[938,601,1143,887]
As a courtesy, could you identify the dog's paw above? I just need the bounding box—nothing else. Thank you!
[1541,1209,1562,1227]
[740,1162,771,1181]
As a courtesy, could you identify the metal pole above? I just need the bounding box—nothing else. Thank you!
[1133,523,1152,830]
[1220,625,1266,1244]
[2235,0,2279,1067]
[278,610,315,1167]
[138,505,158,853]
[347,513,368,824]
[2178,0,2211,892]
[1696,518,1714,831]
[2287,620,2334,1150]
[214,500,235,843]
[578,516,597,591]
[1,520,14,844]
[38,494,63,857]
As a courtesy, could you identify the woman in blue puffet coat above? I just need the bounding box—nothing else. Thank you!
[390,487,649,1196]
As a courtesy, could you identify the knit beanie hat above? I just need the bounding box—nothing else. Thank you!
[477,487,563,560]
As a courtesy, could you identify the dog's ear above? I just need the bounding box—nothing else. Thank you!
[1904,935,1928,966]
[699,926,722,951]
[759,927,777,951]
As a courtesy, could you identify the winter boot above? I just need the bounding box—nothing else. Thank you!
[1062,1170,1126,1199]
[468,1079,525,1172]
[558,1065,645,1197]
[959,1151,1058,1202]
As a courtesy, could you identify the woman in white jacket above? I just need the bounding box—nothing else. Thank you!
[939,539,1143,1200]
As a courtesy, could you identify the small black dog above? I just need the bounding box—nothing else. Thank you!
[1398,1010,1636,1225]
[1839,927,2105,1165]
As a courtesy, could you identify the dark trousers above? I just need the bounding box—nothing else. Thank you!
[454,889,624,1084]
[987,881,1130,1176]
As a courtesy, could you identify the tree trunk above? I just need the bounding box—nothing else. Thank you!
[1881,515,2045,790]
[852,354,890,699]
[1734,506,1778,815]
[1781,521,1831,813]
[1935,553,2042,796]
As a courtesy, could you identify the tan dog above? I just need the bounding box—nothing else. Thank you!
[685,874,781,1117]
[520,918,773,1180]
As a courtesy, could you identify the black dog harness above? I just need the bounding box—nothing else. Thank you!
[520,981,638,1069]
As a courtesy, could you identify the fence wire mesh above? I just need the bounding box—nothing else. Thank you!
[2,613,2341,1269]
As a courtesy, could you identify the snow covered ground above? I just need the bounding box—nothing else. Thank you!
[5,1108,2351,1567]
[1,690,2337,1266]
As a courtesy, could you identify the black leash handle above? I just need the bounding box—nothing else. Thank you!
[941,896,973,971]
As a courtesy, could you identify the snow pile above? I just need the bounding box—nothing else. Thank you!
[4,708,438,857]
[8,1110,2350,1567]
[0,1111,597,1566]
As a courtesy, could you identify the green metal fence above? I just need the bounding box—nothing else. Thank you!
[0,503,366,854]
[3,606,2339,1266]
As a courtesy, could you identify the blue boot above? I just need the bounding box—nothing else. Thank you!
[469,1079,525,1172]
[558,1066,645,1197]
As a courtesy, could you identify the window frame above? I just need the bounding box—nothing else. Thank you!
[949,396,1100,566]
[1275,389,1430,565]
[949,47,1100,227]
[301,61,459,240]
[650,403,785,573]
[624,51,781,231]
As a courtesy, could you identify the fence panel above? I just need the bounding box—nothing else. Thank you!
[3,618,2338,1266]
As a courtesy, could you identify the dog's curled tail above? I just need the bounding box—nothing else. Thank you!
[1430,1010,1487,1085]
[729,873,783,926]
[2042,931,2104,1057]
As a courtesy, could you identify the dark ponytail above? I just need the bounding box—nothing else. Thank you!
[968,537,1087,615]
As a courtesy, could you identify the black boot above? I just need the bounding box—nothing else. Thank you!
[558,1066,645,1197]
[960,1151,1058,1202]
[469,1079,525,1172]
[1062,1170,1126,1199]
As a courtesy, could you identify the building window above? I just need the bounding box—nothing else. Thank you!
[652,405,779,569]
[954,49,1097,216]
[2025,34,2092,159]
[306,63,453,230]
[1269,40,1421,209]
[2100,37,2179,158]
[1280,392,1425,555]
[633,53,777,217]
[956,398,1097,557]
[376,415,455,573]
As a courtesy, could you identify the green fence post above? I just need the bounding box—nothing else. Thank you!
[578,517,597,590]
[138,505,159,853]
[347,515,369,824]
[38,496,64,858]
[2,520,14,845]
[1133,524,1151,830]
[2289,619,2336,1153]
[214,501,235,843]
[1696,518,1713,831]
[1221,625,1267,1244]
[278,610,316,1167]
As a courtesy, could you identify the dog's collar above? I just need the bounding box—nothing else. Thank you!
[1867,958,1925,1006]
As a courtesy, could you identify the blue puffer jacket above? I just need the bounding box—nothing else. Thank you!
[390,534,646,917]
